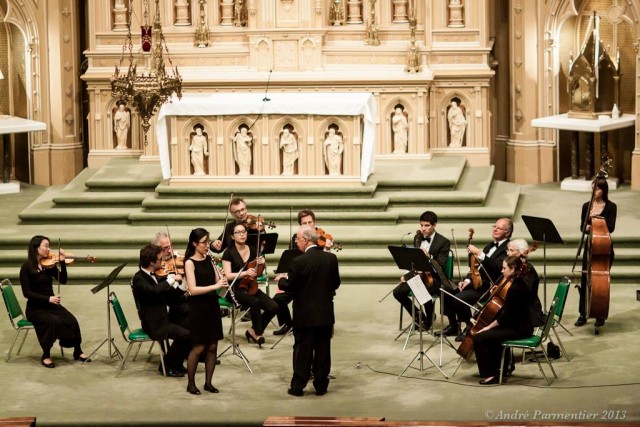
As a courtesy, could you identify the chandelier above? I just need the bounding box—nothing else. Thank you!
[111,0,182,145]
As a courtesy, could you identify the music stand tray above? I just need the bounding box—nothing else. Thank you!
[522,215,565,310]
[87,262,128,362]
[246,232,279,255]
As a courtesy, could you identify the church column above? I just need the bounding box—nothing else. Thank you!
[32,0,84,185]
[633,50,640,190]
[506,0,551,184]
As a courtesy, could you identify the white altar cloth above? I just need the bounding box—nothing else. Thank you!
[156,92,378,183]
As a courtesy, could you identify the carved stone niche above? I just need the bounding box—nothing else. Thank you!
[567,13,620,119]
[249,33,323,72]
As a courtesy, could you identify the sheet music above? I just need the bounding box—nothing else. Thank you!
[404,271,432,305]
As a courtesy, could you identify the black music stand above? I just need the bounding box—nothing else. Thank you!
[86,262,127,363]
[522,215,564,311]
[388,246,447,379]
[246,232,279,256]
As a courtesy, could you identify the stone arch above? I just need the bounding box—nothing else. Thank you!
[319,117,348,176]
[273,116,304,175]
[441,93,470,148]
[228,117,257,176]
[182,118,212,176]
[383,97,414,154]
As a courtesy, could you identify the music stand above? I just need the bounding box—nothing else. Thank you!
[522,215,565,311]
[86,262,127,363]
[388,246,447,379]
[246,232,279,256]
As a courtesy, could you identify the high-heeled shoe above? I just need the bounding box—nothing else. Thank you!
[203,383,219,393]
[74,354,92,363]
[256,336,265,348]
[245,330,257,343]
[186,384,201,395]
[479,376,500,385]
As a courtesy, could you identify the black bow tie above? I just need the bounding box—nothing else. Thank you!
[420,236,432,244]
[491,242,499,248]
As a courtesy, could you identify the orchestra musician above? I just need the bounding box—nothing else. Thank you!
[437,218,512,341]
[273,209,331,336]
[575,177,616,328]
[276,226,341,397]
[473,255,534,385]
[153,231,188,329]
[222,223,278,347]
[210,197,258,253]
[131,244,191,378]
[506,239,545,328]
[393,211,450,331]
[19,235,91,368]
[183,228,228,395]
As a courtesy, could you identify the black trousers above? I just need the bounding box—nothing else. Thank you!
[392,282,434,326]
[442,286,485,326]
[234,289,278,335]
[273,290,294,326]
[473,326,521,378]
[291,325,333,393]
[165,323,191,370]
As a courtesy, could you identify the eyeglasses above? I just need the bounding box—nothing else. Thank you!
[295,237,306,242]
[231,207,246,214]
[233,230,247,235]
[492,225,508,231]
[198,239,210,245]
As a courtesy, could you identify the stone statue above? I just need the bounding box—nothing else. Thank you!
[113,101,130,150]
[392,107,408,154]
[194,0,209,47]
[233,126,253,176]
[447,101,466,147]
[279,127,298,176]
[330,0,344,26]
[323,127,344,176]
[189,125,209,176]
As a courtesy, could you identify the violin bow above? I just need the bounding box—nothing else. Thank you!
[57,238,62,295]
[220,192,234,247]
[165,224,176,259]
[451,228,463,281]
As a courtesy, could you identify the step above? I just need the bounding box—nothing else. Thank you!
[371,156,466,189]
[84,158,162,191]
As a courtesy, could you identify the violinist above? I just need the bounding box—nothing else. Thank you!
[575,177,616,328]
[438,218,512,341]
[392,211,450,331]
[222,223,278,347]
[210,197,258,253]
[273,209,327,336]
[473,256,534,385]
[19,235,91,368]
[153,231,188,329]
[131,244,191,378]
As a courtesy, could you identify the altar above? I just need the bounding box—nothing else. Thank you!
[156,92,377,185]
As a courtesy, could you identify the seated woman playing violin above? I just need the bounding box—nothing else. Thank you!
[222,223,278,347]
[19,235,91,368]
[472,256,534,385]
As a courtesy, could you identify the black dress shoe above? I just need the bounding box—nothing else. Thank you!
[186,385,201,395]
[594,318,605,327]
[273,323,292,335]
[455,332,465,342]
[435,325,458,337]
[287,388,303,397]
[479,376,500,385]
[174,364,187,374]
[315,389,327,396]
[41,357,55,369]
[575,316,587,327]
[203,384,219,393]
[159,365,185,377]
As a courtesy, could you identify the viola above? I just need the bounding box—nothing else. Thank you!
[243,215,276,232]
[467,228,482,290]
[155,254,185,277]
[237,258,264,296]
[41,252,96,268]
[316,227,342,252]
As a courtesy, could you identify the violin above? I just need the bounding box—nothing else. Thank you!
[243,214,276,232]
[316,227,342,252]
[155,253,185,277]
[41,252,97,268]
[467,228,482,290]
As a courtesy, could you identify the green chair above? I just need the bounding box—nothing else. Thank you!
[499,298,559,386]
[109,291,166,377]
[550,278,572,362]
[1,279,63,363]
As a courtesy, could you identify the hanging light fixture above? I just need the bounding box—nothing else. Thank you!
[111,0,182,145]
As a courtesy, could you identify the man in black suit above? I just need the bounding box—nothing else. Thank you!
[275,226,341,397]
[393,210,450,331]
[437,218,512,341]
[131,244,191,377]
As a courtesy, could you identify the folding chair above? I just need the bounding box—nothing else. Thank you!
[1,279,63,362]
[550,278,572,362]
[499,298,559,386]
[109,291,166,377]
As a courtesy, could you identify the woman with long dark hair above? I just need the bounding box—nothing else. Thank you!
[472,256,534,385]
[183,228,228,395]
[19,235,90,368]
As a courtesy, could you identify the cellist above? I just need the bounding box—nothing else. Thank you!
[575,177,616,328]
[437,218,512,341]
[473,256,534,385]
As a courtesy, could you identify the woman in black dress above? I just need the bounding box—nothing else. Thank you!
[183,228,228,395]
[19,235,90,368]
[575,177,617,328]
[472,256,534,385]
[222,223,278,347]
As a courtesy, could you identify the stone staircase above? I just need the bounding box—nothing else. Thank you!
[2,156,638,286]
